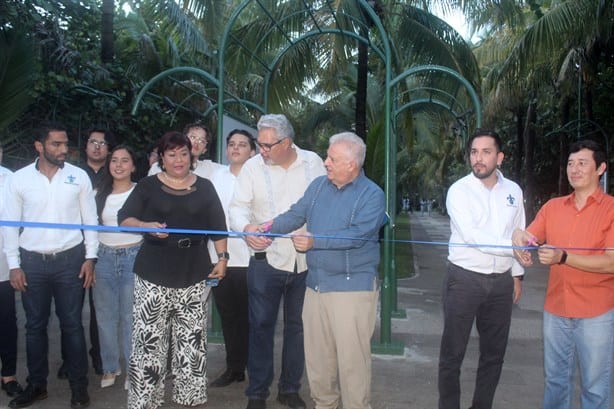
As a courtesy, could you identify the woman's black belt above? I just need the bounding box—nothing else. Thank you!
[147,238,205,248]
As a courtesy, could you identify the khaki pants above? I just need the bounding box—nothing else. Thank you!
[302,287,379,409]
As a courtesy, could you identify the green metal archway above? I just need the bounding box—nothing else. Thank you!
[132,0,483,355]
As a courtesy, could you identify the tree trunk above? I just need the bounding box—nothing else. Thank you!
[101,0,114,63]
[522,96,537,220]
[558,96,571,195]
[513,107,525,182]
[355,37,368,141]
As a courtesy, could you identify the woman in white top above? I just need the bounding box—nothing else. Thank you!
[93,145,142,389]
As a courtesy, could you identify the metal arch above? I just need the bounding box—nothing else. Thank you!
[390,64,482,128]
[218,0,402,354]
[130,67,220,116]
[203,99,266,120]
[394,88,469,118]
[262,29,386,111]
[545,118,610,191]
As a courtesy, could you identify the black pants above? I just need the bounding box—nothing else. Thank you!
[438,263,513,409]
[0,280,18,377]
[212,266,249,372]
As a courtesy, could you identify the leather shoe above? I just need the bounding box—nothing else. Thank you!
[1,380,23,397]
[57,363,68,379]
[277,392,306,409]
[209,368,245,387]
[8,384,47,408]
[70,389,90,409]
[246,398,266,409]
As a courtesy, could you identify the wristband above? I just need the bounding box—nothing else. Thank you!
[558,250,567,265]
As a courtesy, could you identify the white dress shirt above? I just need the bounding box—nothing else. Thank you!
[2,160,99,269]
[446,169,525,277]
[148,159,224,179]
[229,145,325,273]
[0,166,13,281]
[207,166,251,268]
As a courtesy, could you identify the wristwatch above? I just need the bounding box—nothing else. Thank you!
[86,258,97,264]
[217,251,230,260]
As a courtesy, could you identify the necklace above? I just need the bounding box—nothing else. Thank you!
[163,171,191,185]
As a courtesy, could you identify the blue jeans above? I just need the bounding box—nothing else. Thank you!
[92,243,139,375]
[543,309,614,409]
[245,257,306,400]
[20,244,88,390]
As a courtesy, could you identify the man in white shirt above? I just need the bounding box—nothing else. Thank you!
[148,122,223,179]
[208,129,256,388]
[229,114,325,409]
[438,129,526,409]
[0,145,23,398]
[2,121,98,409]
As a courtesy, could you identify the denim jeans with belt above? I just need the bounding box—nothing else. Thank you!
[92,243,140,375]
[20,244,88,391]
[245,257,306,400]
[543,308,614,409]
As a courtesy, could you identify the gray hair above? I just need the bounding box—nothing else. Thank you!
[329,132,366,168]
[257,114,295,141]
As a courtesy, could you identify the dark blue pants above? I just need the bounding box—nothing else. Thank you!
[438,263,513,409]
[20,244,88,391]
[0,280,18,377]
[245,258,306,400]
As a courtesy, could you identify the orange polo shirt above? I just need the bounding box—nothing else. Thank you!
[527,188,614,318]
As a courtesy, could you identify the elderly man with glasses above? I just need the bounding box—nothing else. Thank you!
[229,114,325,409]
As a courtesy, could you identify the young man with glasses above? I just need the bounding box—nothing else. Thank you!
[148,122,223,179]
[81,127,114,189]
[229,114,325,409]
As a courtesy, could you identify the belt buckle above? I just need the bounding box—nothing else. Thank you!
[177,238,191,248]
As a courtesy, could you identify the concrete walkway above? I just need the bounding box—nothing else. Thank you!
[1,214,553,409]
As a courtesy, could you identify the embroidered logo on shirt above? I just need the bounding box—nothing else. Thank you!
[506,194,516,206]
[65,174,78,185]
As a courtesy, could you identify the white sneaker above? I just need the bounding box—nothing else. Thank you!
[100,370,121,388]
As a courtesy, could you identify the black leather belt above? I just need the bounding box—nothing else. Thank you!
[254,252,266,260]
[148,238,204,248]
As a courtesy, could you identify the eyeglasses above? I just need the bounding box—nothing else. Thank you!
[188,136,207,145]
[256,137,286,152]
[88,140,108,148]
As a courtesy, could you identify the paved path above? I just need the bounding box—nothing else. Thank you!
[1,214,554,409]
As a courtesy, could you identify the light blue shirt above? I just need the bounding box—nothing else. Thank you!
[271,172,386,292]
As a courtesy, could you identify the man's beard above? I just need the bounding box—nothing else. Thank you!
[44,150,65,168]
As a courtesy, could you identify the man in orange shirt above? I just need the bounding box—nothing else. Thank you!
[513,139,614,409]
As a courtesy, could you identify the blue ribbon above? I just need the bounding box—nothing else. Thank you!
[0,220,611,252]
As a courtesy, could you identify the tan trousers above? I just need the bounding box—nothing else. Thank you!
[302,287,379,409]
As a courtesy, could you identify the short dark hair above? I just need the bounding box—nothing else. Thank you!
[157,131,194,171]
[84,125,115,148]
[466,129,503,155]
[569,139,607,169]
[36,121,67,143]
[183,122,211,143]
[226,129,257,151]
